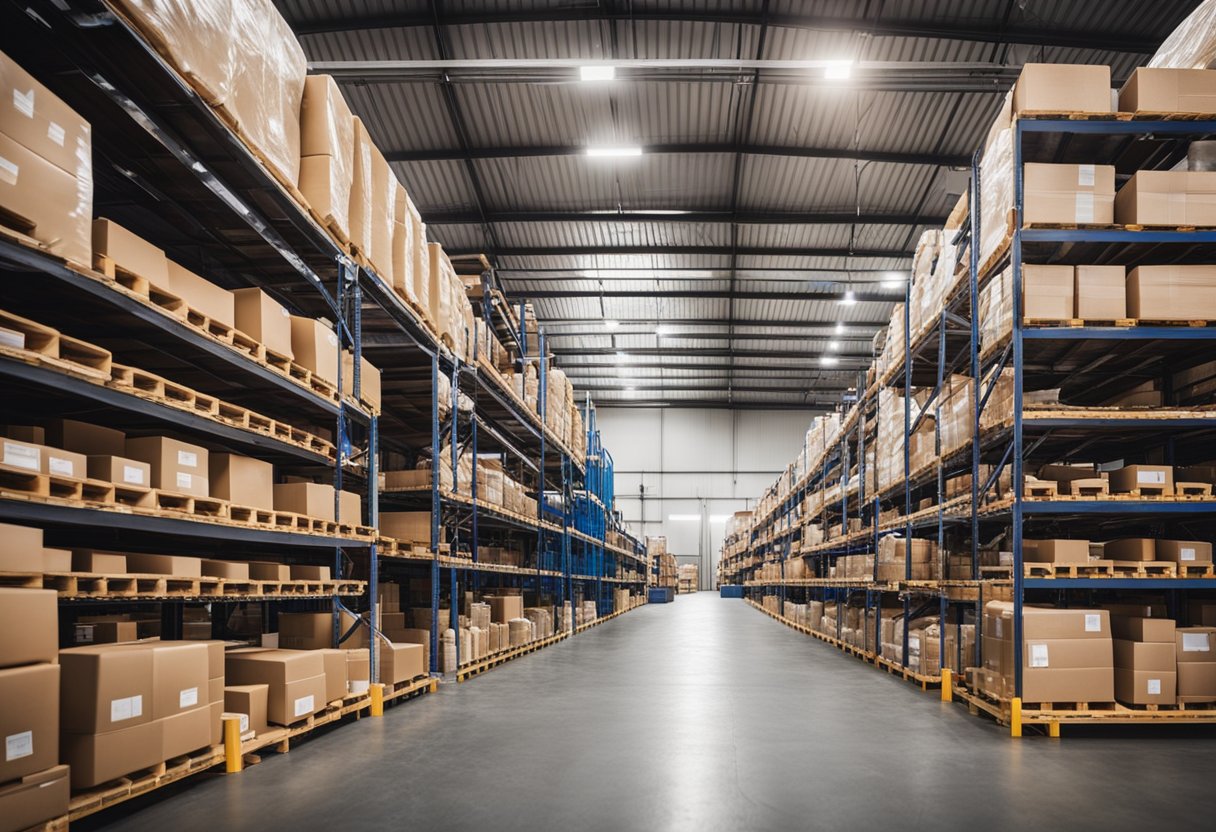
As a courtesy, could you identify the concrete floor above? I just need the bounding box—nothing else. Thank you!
[85,593,1216,832]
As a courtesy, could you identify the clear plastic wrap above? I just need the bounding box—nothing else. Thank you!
[111,0,235,105]
[369,144,394,277]
[348,117,374,257]
[409,204,429,317]
[979,266,1013,355]
[298,74,354,241]
[391,183,417,304]
[979,127,1014,266]
[1149,0,1216,69]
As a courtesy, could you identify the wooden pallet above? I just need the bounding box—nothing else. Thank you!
[1179,562,1216,578]
[0,469,88,501]
[1177,482,1214,497]
[1111,561,1177,578]
[153,490,228,519]
[0,308,114,381]
[1024,561,1115,578]
[109,363,219,416]
[92,254,188,321]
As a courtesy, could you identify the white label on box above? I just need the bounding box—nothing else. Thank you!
[75,624,95,643]
[1183,633,1211,652]
[1182,547,1196,561]
[1085,614,1102,633]
[280,307,290,317]
[48,455,74,476]
[179,687,199,709]
[1029,642,1050,667]
[327,332,339,348]
[994,617,1003,639]
[47,121,65,146]
[1137,470,1165,484]
[349,680,370,695]
[0,326,24,349]
[5,731,33,762]
[1077,164,1095,187]
[110,694,143,723]
[0,156,17,186]
[1147,678,1162,695]
[238,713,249,733]
[1074,192,1095,223]
[293,695,315,717]
[12,88,34,118]
[123,465,144,484]
[176,472,192,489]
[177,450,198,468]
[3,441,39,470]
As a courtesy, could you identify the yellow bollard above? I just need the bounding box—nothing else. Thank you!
[370,683,384,717]
[940,669,952,702]
[223,716,243,773]
[1048,721,1060,739]
[1010,697,1023,738]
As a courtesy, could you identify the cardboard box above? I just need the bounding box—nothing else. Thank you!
[1115,667,1177,705]
[1111,616,1176,643]
[92,218,170,291]
[1075,265,1126,319]
[1024,164,1116,225]
[71,549,126,573]
[344,649,370,695]
[998,604,1110,640]
[380,642,425,685]
[379,511,436,544]
[368,144,393,277]
[1022,265,1074,320]
[41,547,70,572]
[0,764,69,832]
[277,613,332,650]
[209,453,273,510]
[273,481,335,522]
[297,75,354,240]
[337,489,362,524]
[166,261,235,328]
[1012,64,1112,115]
[1128,265,1216,321]
[1155,539,1213,564]
[289,317,339,389]
[317,648,348,702]
[289,564,331,581]
[1109,464,1174,495]
[47,419,124,457]
[147,642,209,719]
[347,117,374,256]
[35,444,86,481]
[124,553,202,578]
[74,620,137,645]
[1120,67,1216,113]
[223,650,326,726]
[0,438,39,475]
[1022,538,1090,564]
[1023,638,1113,670]
[0,664,59,782]
[1114,639,1176,672]
[0,588,55,670]
[232,287,293,359]
[1102,538,1156,562]
[1177,662,1216,702]
[60,644,154,733]
[341,351,382,412]
[224,684,270,736]
[87,454,150,488]
[1116,171,1216,227]
[3,425,44,444]
[160,702,211,758]
[0,51,91,175]
[201,559,249,580]
[125,436,209,497]
[0,522,43,573]
[1176,627,1216,662]
[486,595,525,624]
[62,719,164,789]
[1022,666,1114,703]
[248,562,290,581]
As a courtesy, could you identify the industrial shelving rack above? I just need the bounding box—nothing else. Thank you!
[0,0,648,815]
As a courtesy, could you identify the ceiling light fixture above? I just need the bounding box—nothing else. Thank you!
[615,351,631,363]
[579,65,616,82]
[823,60,853,80]
[821,355,839,366]
[586,145,643,158]
[828,340,840,351]
[882,271,906,289]
[835,322,846,335]
[669,514,700,522]
[655,325,671,337]
[840,290,857,306]
[604,319,619,329]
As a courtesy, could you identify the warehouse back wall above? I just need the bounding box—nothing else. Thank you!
[597,408,810,587]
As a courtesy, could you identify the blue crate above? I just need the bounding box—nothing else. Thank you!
[647,587,674,604]
[718,585,744,598]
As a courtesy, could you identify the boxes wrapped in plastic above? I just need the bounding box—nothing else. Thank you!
[979,266,1013,355]
[427,242,454,342]
[110,0,235,105]
[1148,0,1216,69]
[348,117,374,257]
[369,145,395,278]
[298,75,354,242]
[393,191,421,306]
[979,127,1014,266]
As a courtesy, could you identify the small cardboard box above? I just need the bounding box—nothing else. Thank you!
[223,650,326,726]
[74,620,137,645]
[0,522,44,573]
[1022,265,1074,320]
[0,664,59,782]
[0,437,39,475]
[125,436,209,497]
[1116,171,1216,227]
[337,489,362,524]
[1109,464,1173,495]
[277,613,333,650]
[1012,63,1112,115]
[0,764,69,832]
[1102,538,1156,562]
[1155,539,1213,564]
[0,131,91,266]
[1022,538,1090,564]
[62,719,164,789]
[1074,265,1126,319]
[1023,164,1116,225]
[59,644,155,733]
[209,453,273,510]
[87,454,150,487]
[486,595,525,624]
[1115,667,1176,705]
[1177,662,1216,702]
[71,549,126,573]
[232,287,293,359]
[1114,639,1176,672]
[289,316,339,388]
[342,351,382,412]
[224,684,270,736]
[273,481,335,522]
[47,419,124,456]
[1176,627,1216,662]
[0,588,55,669]
[35,444,85,481]
[167,261,235,329]
[92,218,170,291]
[380,642,425,685]
[1120,67,1216,113]
[1111,616,1176,643]
[42,547,70,571]
[124,553,202,578]
[317,648,348,702]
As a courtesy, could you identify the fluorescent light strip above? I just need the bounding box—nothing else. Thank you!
[586,145,643,158]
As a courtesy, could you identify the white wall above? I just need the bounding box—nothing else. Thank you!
[596,408,812,588]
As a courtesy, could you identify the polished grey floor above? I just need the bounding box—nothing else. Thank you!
[86,593,1216,831]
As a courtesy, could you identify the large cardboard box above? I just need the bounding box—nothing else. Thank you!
[317,648,348,703]
[1156,539,1213,564]
[0,664,59,783]
[1127,265,1216,320]
[1109,464,1174,495]
[201,559,249,580]
[0,50,92,175]
[1177,663,1216,702]
[71,549,125,574]
[147,642,208,720]
[341,351,382,412]
[1022,538,1089,565]
[1115,667,1177,705]
[224,684,270,736]
[298,74,354,241]
[337,489,362,525]
[248,561,291,581]
[1075,265,1126,319]
[0,523,44,574]
[223,650,326,726]
[1116,171,1216,227]
[347,117,374,257]
[92,218,170,290]
[1120,67,1216,113]
[1022,265,1074,320]
[289,317,340,389]
[209,453,273,510]
[47,419,124,457]
[62,719,164,789]
[59,645,154,733]
[379,511,436,544]
[160,703,211,758]
[274,481,335,522]
[125,436,209,497]
[124,553,202,578]
[87,454,150,488]
[278,613,333,650]
[167,261,235,329]
[380,642,425,685]
[0,764,69,832]
[232,287,293,359]
[1024,164,1116,225]
[1102,538,1156,562]
[1012,64,1112,115]
[487,595,525,624]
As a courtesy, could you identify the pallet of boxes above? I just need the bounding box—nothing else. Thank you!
[676,563,698,594]
[647,536,676,603]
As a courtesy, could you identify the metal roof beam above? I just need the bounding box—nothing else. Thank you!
[559,362,863,373]
[425,209,946,226]
[387,143,970,167]
[289,11,1160,54]
[462,245,905,258]
[575,383,845,394]
[554,347,871,359]
[508,289,898,301]
[595,399,829,410]
[536,318,887,329]
[545,331,873,342]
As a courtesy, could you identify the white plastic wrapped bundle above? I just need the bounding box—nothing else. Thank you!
[1149,0,1216,69]
[298,74,354,241]
[909,229,942,337]
[393,190,420,305]
[979,266,1013,355]
[111,0,235,105]
[348,117,374,257]
[978,128,1014,266]
[427,242,453,343]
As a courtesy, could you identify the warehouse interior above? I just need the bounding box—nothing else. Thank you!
[4,1,1216,830]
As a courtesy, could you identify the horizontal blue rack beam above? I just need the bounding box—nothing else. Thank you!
[1025,578,1216,590]
[1020,501,1216,515]
[1021,326,1216,340]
